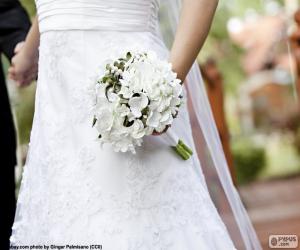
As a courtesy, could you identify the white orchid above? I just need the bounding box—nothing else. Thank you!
[131,119,145,139]
[116,104,130,117]
[119,85,131,99]
[95,108,114,132]
[146,111,162,128]
[128,93,148,118]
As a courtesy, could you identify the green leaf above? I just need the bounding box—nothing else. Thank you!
[102,76,108,83]
[123,116,134,127]
[141,106,149,116]
[105,85,113,101]
[126,52,132,60]
[92,117,97,127]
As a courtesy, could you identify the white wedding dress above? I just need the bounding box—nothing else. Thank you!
[10,0,238,249]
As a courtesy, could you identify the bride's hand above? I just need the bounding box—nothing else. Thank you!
[8,17,40,87]
[8,45,38,87]
[152,125,170,136]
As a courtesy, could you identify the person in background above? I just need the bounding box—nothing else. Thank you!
[0,1,31,249]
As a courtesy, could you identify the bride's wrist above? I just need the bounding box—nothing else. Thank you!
[23,49,39,62]
[169,56,187,83]
[20,41,39,62]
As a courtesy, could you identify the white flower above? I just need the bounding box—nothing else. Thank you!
[107,90,119,103]
[146,111,162,128]
[155,124,167,133]
[170,80,183,96]
[160,110,173,124]
[95,83,107,99]
[131,119,145,139]
[119,86,131,99]
[116,104,130,117]
[95,108,114,132]
[128,93,148,118]
[113,137,132,153]
[170,97,182,110]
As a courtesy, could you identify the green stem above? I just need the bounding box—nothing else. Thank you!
[178,140,193,156]
[172,144,191,160]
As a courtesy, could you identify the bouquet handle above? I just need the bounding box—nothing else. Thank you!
[164,129,193,160]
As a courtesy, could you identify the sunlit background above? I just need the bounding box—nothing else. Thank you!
[201,0,300,248]
[2,0,300,248]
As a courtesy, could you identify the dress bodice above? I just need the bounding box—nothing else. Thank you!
[36,0,161,34]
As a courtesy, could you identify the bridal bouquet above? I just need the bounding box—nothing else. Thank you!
[92,50,193,160]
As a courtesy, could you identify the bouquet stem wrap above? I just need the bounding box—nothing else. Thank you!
[165,130,193,160]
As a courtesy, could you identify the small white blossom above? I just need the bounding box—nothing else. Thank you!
[128,93,148,118]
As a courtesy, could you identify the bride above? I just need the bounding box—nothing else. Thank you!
[8,0,262,249]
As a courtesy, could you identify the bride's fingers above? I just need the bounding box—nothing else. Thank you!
[11,70,28,86]
[8,69,16,80]
[18,75,34,87]
[152,125,170,136]
[7,71,15,80]
[17,79,30,88]
[8,66,16,76]
[26,71,38,83]
[14,41,25,54]
[24,70,38,84]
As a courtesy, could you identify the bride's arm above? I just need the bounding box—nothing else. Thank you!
[169,0,219,81]
[8,17,40,87]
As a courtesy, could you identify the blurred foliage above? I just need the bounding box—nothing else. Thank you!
[277,109,300,156]
[261,133,300,178]
[201,0,285,95]
[11,84,35,145]
[20,0,36,18]
[232,138,266,185]
[295,128,300,155]
[286,112,300,156]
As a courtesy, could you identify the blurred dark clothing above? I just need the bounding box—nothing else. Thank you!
[0,2,30,36]
[0,0,20,11]
[0,2,31,249]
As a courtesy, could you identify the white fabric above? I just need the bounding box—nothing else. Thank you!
[10,0,260,249]
[36,0,160,33]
